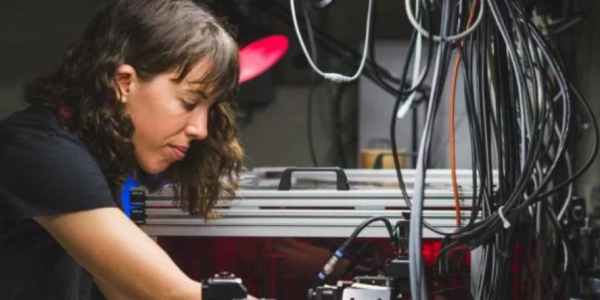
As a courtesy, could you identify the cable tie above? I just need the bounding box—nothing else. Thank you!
[495,247,511,259]
[498,206,511,229]
[323,73,351,83]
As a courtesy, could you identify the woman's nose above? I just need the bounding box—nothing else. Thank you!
[185,111,208,140]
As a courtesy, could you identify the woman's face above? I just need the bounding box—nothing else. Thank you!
[116,62,217,174]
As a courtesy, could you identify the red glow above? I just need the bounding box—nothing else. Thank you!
[239,35,289,84]
[422,240,442,266]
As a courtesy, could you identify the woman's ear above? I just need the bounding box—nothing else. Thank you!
[114,64,138,103]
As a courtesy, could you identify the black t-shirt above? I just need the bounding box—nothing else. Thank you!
[0,104,117,300]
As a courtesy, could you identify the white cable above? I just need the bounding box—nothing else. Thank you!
[561,237,569,274]
[301,0,318,63]
[548,208,570,275]
[290,0,373,83]
[397,0,424,119]
[497,206,511,229]
[409,0,449,295]
[405,0,486,42]
[474,246,487,300]
[556,149,573,221]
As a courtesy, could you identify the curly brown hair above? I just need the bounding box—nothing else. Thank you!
[24,0,243,217]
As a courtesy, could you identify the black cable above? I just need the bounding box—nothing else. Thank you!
[546,205,579,290]
[410,6,580,298]
[332,83,348,168]
[315,216,394,283]
[537,85,599,198]
[446,1,561,244]
[411,106,419,168]
[279,1,597,298]
[367,0,434,97]
[268,1,397,81]
[457,27,490,228]
[307,82,319,167]
[407,1,457,297]
[265,0,432,97]
[302,0,320,167]
[367,0,399,95]
[389,0,451,238]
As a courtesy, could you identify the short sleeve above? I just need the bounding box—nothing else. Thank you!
[0,125,117,220]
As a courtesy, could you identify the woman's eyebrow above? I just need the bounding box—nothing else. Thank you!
[184,88,209,100]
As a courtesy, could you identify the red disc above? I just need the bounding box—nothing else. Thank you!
[239,35,289,84]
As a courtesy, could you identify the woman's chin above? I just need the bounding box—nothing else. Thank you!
[138,161,169,175]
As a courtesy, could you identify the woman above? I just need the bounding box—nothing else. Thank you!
[0,0,243,299]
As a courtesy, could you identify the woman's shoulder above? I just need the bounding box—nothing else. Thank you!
[0,105,115,220]
[0,104,104,182]
[1,104,88,155]
[1,104,66,136]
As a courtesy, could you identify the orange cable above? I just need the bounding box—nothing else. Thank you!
[450,0,480,228]
[450,55,462,227]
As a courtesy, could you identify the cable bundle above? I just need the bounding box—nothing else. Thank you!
[286,0,597,297]
[389,0,599,299]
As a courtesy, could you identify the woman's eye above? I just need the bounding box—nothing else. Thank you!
[181,99,197,111]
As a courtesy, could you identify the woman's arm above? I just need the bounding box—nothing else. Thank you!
[35,207,201,300]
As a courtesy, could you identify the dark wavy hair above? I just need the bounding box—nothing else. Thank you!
[24,0,243,217]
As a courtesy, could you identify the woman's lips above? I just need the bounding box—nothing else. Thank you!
[170,145,188,160]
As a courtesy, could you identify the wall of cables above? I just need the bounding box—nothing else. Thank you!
[290,0,600,299]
